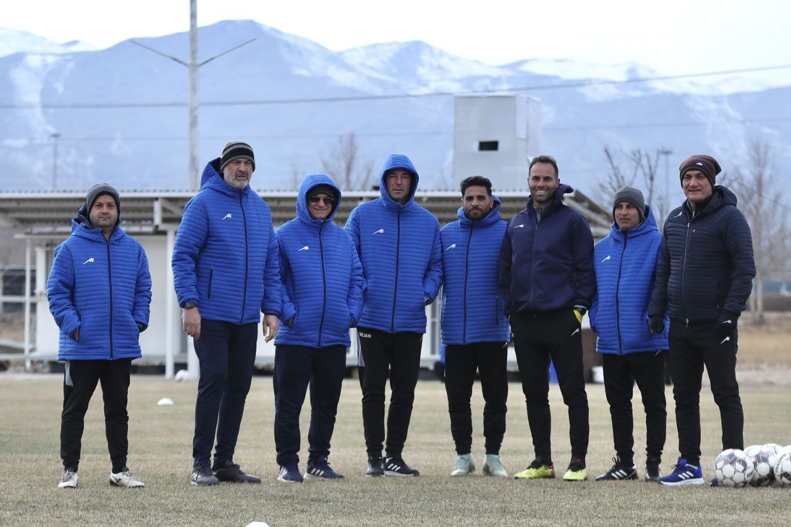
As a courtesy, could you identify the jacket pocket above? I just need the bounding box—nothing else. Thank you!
[207,269,214,299]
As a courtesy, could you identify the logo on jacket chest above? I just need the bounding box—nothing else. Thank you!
[82,257,95,265]
[222,213,233,220]
[299,245,310,252]
[445,243,457,251]
[372,228,385,235]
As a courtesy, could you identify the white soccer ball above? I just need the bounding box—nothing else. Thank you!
[713,448,754,487]
[774,450,791,486]
[745,445,775,487]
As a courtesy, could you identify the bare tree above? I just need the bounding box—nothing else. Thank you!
[597,147,673,230]
[321,133,374,191]
[729,139,791,324]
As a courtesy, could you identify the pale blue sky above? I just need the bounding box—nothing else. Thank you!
[3,0,790,81]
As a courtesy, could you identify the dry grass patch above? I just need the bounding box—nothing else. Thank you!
[1,374,790,526]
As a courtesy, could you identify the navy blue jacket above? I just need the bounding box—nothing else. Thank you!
[345,154,442,333]
[48,206,152,361]
[499,184,595,315]
[440,197,510,345]
[172,159,281,324]
[590,206,669,355]
[649,186,755,323]
[274,175,364,348]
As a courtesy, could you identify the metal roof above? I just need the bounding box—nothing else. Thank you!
[0,189,612,237]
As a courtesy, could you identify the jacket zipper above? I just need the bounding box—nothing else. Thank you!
[106,238,114,359]
[240,194,249,324]
[615,234,627,354]
[463,224,473,342]
[318,221,327,348]
[390,210,401,333]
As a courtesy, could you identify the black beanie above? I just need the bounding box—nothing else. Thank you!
[612,185,645,224]
[679,154,721,188]
[220,141,255,173]
[86,183,120,215]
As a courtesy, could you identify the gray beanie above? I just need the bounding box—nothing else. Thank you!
[86,183,120,214]
[220,141,255,173]
[612,185,645,224]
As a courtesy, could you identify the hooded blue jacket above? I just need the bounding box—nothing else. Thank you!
[498,184,595,315]
[590,206,669,355]
[649,186,755,323]
[440,197,510,345]
[47,205,151,361]
[345,154,442,333]
[172,159,281,324]
[274,175,364,348]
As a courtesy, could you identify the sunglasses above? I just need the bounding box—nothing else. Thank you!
[309,195,334,205]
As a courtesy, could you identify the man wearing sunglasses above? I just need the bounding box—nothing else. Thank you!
[346,154,442,477]
[272,175,364,483]
[172,141,281,486]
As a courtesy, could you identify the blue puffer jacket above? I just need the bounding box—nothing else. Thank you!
[440,197,510,345]
[345,154,442,333]
[172,159,281,324]
[590,206,669,354]
[498,184,595,315]
[47,206,152,361]
[275,175,364,348]
[649,186,755,323]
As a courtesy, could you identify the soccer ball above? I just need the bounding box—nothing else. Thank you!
[744,445,775,487]
[713,449,754,487]
[774,450,791,486]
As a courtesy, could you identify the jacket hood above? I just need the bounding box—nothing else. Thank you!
[379,154,419,209]
[297,174,342,225]
[201,158,252,198]
[71,203,123,242]
[527,182,574,210]
[609,204,659,239]
[457,195,503,227]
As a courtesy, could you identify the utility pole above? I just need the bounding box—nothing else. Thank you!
[132,0,254,190]
[50,132,60,190]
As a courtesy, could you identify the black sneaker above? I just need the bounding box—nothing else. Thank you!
[366,457,384,477]
[191,464,219,486]
[305,457,344,480]
[645,460,662,482]
[383,456,420,477]
[595,457,637,481]
[213,461,261,484]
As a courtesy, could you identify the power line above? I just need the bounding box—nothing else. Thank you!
[1,63,790,110]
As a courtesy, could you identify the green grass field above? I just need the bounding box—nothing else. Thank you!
[1,375,789,527]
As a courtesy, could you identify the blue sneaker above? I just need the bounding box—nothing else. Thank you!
[305,457,344,480]
[658,458,704,486]
[277,464,304,483]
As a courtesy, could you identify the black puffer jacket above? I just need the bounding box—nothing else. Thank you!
[649,186,755,323]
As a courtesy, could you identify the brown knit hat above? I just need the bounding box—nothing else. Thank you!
[679,155,721,188]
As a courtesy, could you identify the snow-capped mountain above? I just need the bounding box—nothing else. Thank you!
[0,20,788,202]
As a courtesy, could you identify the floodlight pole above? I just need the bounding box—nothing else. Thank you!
[131,0,254,190]
[50,132,60,190]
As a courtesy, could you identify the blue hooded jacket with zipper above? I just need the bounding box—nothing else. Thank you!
[345,154,442,333]
[47,205,152,361]
[498,183,595,315]
[589,206,669,355]
[274,174,364,348]
[172,159,281,323]
[440,196,510,345]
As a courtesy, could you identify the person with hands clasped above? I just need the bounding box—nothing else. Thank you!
[648,155,755,486]
[590,186,668,483]
[172,141,281,486]
[272,174,364,483]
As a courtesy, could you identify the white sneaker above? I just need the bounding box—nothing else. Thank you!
[58,470,78,489]
[450,454,476,477]
[482,454,508,477]
[109,468,145,488]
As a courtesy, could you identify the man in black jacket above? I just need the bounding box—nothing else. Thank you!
[648,155,755,486]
